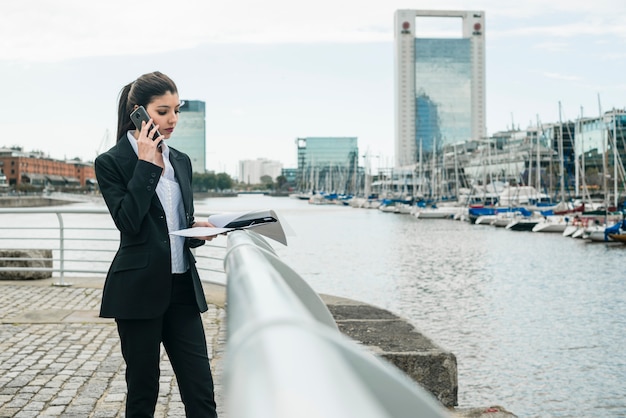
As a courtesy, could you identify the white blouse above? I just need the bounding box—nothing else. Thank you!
[127,132,188,274]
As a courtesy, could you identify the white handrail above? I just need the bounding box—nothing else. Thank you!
[223,230,451,418]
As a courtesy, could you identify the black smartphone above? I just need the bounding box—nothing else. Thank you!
[130,106,162,147]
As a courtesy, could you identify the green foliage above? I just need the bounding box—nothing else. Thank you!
[216,172,233,191]
[275,175,288,190]
[192,172,234,192]
[260,175,273,184]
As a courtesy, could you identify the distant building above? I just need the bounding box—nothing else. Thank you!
[238,158,283,184]
[575,109,626,196]
[394,9,486,167]
[0,148,95,188]
[296,137,359,193]
[167,100,206,173]
[281,168,297,186]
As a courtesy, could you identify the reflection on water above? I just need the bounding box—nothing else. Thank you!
[198,195,626,418]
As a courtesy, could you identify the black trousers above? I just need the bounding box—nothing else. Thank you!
[116,271,217,418]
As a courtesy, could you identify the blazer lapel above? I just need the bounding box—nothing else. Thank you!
[115,137,164,213]
[114,137,139,181]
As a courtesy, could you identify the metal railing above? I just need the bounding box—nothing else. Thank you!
[0,206,451,416]
[0,207,227,286]
[223,230,450,418]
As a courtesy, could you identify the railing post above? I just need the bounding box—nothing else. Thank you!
[52,212,71,287]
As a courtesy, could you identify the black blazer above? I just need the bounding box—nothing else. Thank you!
[95,136,208,319]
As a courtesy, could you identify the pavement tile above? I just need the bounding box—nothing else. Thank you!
[0,280,226,417]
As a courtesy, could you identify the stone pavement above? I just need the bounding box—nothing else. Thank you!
[0,277,227,418]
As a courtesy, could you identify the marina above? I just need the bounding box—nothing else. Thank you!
[0,193,624,417]
[197,194,625,418]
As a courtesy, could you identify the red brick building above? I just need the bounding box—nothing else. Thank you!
[0,148,96,189]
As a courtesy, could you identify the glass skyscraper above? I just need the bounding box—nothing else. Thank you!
[167,100,206,174]
[296,137,358,193]
[575,110,626,195]
[395,10,485,167]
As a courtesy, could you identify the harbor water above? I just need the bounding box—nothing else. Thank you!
[8,194,622,417]
[196,194,625,418]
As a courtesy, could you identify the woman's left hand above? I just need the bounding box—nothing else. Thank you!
[191,221,219,241]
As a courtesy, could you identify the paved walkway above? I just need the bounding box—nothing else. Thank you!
[0,277,227,418]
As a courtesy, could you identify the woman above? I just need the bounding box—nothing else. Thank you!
[95,71,218,417]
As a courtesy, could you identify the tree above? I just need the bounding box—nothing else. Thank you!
[276,175,288,190]
[216,172,233,191]
[260,175,274,190]
[192,172,221,192]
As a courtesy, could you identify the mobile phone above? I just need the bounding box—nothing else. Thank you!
[130,106,162,148]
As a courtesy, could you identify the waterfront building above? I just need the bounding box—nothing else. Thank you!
[281,168,297,186]
[295,137,359,194]
[0,147,95,189]
[394,9,486,167]
[238,158,283,185]
[166,100,206,174]
[575,109,626,205]
[0,173,8,192]
[540,121,576,201]
[430,116,626,205]
[453,129,553,188]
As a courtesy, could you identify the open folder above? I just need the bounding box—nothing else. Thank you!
[170,209,287,245]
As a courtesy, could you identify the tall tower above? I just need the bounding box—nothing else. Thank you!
[167,100,207,174]
[394,10,485,167]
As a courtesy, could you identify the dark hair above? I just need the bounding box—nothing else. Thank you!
[116,71,178,140]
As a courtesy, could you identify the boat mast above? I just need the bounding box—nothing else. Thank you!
[598,94,608,220]
[536,115,541,195]
[575,108,581,198]
[453,143,459,200]
[427,137,435,201]
[577,107,592,206]
[557,102,566,203]
[419,139,424,197]
[613,108,618,208]
[528,128,533,190]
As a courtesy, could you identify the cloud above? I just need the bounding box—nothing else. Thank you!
[533,42,571,52]
[5,0,626,63]
[497,22,626,39]
[541,72,582,82]
[0,0,396,63]
[599,51,626,61]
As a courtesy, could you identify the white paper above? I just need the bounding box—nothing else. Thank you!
[170,209,288,245]
[170,227,232,238]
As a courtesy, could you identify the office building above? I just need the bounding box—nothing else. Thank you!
[167,100,206,173]
[281,168,297,186]
[239,158,283,185]
[296,137,358,193]
[394,9,486,167]
[575,109,626,198]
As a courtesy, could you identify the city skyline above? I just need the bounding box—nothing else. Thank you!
[2,1,625,177]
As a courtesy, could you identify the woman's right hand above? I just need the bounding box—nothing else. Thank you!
[137,119,163,164]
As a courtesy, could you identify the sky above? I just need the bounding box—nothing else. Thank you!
[1,0,625,178]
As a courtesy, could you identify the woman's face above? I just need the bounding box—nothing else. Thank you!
[145,91,180,139]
